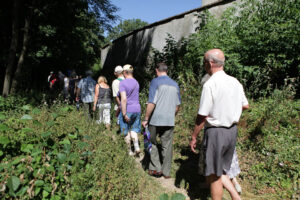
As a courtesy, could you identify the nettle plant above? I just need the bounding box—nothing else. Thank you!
[0,105,91,199]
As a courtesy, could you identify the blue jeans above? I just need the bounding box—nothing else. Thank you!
[119,112,141,136]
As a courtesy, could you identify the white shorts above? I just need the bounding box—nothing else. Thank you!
[96,103,111,125]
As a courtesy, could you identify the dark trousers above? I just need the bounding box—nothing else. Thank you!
[83,102,94,121]
[148,125,174,176]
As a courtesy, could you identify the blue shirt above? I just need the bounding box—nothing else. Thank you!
[78,76,96,103]
[148,75,181,126]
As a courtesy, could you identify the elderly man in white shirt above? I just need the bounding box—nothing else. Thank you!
[112,66,124,125]
[190,49,249,200]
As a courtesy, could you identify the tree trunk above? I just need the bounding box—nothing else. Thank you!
[11,16,30,94]
[2,0,20,96]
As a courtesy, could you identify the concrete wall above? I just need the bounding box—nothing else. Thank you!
[100,0,237,83]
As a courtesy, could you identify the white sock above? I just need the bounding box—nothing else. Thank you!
[130,131,140,152]
[124,133,133,153]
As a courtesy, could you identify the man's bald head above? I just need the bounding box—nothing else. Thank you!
[204,49,225,67]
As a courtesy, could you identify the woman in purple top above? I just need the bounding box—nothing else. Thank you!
[118,64,141,156]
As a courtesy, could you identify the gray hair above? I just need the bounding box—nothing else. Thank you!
[156,62,168,72]
[206,54,225,67]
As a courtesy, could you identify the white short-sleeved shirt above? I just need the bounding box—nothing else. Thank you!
[112,77,124,110]
[198,71,248,127]
[112,77,124,97]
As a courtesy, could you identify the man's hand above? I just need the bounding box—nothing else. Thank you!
[92,105,96,112]
[190,114,207,154]
[190,137,197,153]
[142,120,148,128]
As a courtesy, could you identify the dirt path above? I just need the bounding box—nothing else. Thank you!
[133,153,255,200]
[134,154,190,199]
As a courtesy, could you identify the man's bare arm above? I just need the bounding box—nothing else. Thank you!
[144,103,155,121]
[190,114,207,153]
[175,105,180,115]
[142,103,155,127]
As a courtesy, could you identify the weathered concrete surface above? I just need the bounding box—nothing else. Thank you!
[100,0,237,84]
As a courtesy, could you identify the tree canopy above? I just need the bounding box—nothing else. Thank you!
[0,0,118,96]
[107,19,148,41]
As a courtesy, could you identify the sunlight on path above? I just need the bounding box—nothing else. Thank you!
[133,153,262,200]
[134,154,190,199]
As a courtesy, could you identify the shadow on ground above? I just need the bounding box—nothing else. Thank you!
[174,147,211,200]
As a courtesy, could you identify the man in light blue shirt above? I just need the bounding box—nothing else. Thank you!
[76,70,96,120]
[142,62,181,178]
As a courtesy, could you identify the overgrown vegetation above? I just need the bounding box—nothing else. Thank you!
[145,0,300,199]
[149,0,299,98]
[169,86,299,199]
[0,96,165,199]
[1,0,299,199]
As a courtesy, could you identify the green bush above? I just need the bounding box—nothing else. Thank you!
[238,89,300,198]
[0,98,163,199]
[149,0,299,99]
[170,86,299,199]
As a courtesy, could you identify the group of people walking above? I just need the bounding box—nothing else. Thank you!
[69,48,248,200]
[47,70,82,104]
[74,62,181,179]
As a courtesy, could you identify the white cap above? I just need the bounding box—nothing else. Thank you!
[114,65,123,73]
[123,64,133,72]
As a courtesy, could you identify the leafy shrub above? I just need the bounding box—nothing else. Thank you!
[238,89,300,198]
[0,102,163,199]
[0,105,88,199]
[170,85,299,199]
[149,0,300,99]
[0,95,28,113]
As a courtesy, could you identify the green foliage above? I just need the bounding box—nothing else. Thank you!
[0,95,28,113]
[238,89,300,198]
[107,18,149,41]
[0,95,163,199]
[150,0,300,98]
[171,85,299,199]
[0,0,119,93]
